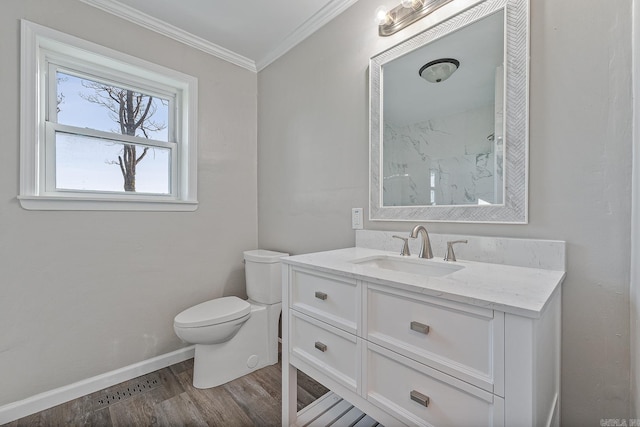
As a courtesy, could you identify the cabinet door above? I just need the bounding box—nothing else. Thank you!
[365,343,504,427]
[290,268,360,334]
[366,284,504,393]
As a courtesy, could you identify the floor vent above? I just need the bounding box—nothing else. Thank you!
[93,373,161,409]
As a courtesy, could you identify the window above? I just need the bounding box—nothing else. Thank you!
[20,20,198,211]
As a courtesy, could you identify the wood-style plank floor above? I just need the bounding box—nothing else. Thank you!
[4,358,329,427]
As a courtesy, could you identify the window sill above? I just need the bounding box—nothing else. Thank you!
[18,195,198,211]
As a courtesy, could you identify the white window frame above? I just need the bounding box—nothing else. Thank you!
[20,20,198,211]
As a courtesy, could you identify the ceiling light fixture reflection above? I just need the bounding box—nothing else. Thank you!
[419,58,460,83]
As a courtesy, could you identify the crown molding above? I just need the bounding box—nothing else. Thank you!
[255,0,360,71]
[78,0,257,72]
[79,0,358,74]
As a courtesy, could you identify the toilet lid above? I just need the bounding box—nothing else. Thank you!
[243,249,289,263]
[174,296,251,328]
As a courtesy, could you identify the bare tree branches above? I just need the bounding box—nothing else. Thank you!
[79,81,166,191]
[56,75,67,113]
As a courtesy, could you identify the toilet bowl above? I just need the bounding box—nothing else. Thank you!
[173,297,251,345]
[173,249,288,389]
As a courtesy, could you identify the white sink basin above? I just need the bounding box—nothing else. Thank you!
[351,255,464,277]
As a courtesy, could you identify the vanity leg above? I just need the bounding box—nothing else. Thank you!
[282,361,297,426]
[282,266,297,426]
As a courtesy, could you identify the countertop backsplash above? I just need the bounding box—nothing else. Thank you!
[355,229,566,271]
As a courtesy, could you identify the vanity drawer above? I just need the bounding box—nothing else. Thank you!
[289,310,360,393]
[366,343,504,427]
[366,285,503,393]
[290,268,359,334]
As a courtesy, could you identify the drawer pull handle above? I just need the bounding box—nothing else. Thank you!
[315,291,328,300]
[314,341,327,352]
[410,390,430,407]
[410,321,430,335]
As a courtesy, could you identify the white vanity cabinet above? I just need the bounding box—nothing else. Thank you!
[282,250,562,427]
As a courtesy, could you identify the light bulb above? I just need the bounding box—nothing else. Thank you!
[375,6,392,25]
[401,0,424,8]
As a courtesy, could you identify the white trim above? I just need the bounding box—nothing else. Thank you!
[76,0,358,73]
[18,195,198,211]
[20,20,199,211]
[255,0,360,71]
[20,20,39,198]
[0,346,195,425]
[77,0,257,72]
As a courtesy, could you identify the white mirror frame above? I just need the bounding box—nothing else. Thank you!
[369,0,528,223]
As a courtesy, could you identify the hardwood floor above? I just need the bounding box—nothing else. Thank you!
[4,358,329,427]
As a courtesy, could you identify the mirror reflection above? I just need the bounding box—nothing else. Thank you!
[382,11,504,207]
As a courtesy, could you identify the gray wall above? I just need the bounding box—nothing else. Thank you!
[0,1,258,406]
[258,0,633,424]
[632,0,640,417]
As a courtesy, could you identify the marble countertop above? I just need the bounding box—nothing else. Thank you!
[282,247,566,318]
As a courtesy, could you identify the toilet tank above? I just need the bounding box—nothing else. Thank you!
[244,249,289,304]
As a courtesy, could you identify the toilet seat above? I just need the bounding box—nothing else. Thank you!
[174,296,251,328]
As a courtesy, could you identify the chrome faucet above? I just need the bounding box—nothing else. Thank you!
[409,225,433,259]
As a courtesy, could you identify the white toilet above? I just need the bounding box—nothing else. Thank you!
[173,249,288,389]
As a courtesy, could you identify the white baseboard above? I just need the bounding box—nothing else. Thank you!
[0,345,195,424]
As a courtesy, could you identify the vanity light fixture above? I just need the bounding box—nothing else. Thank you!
[376,0,455,36]
[419,58,459,83]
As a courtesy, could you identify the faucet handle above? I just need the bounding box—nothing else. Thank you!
[444,240,468,262]
[392,235,411,256]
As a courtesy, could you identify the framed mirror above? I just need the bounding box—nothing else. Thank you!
[369,0,528,223]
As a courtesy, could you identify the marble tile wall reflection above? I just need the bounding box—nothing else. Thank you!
[383,104,502,206]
